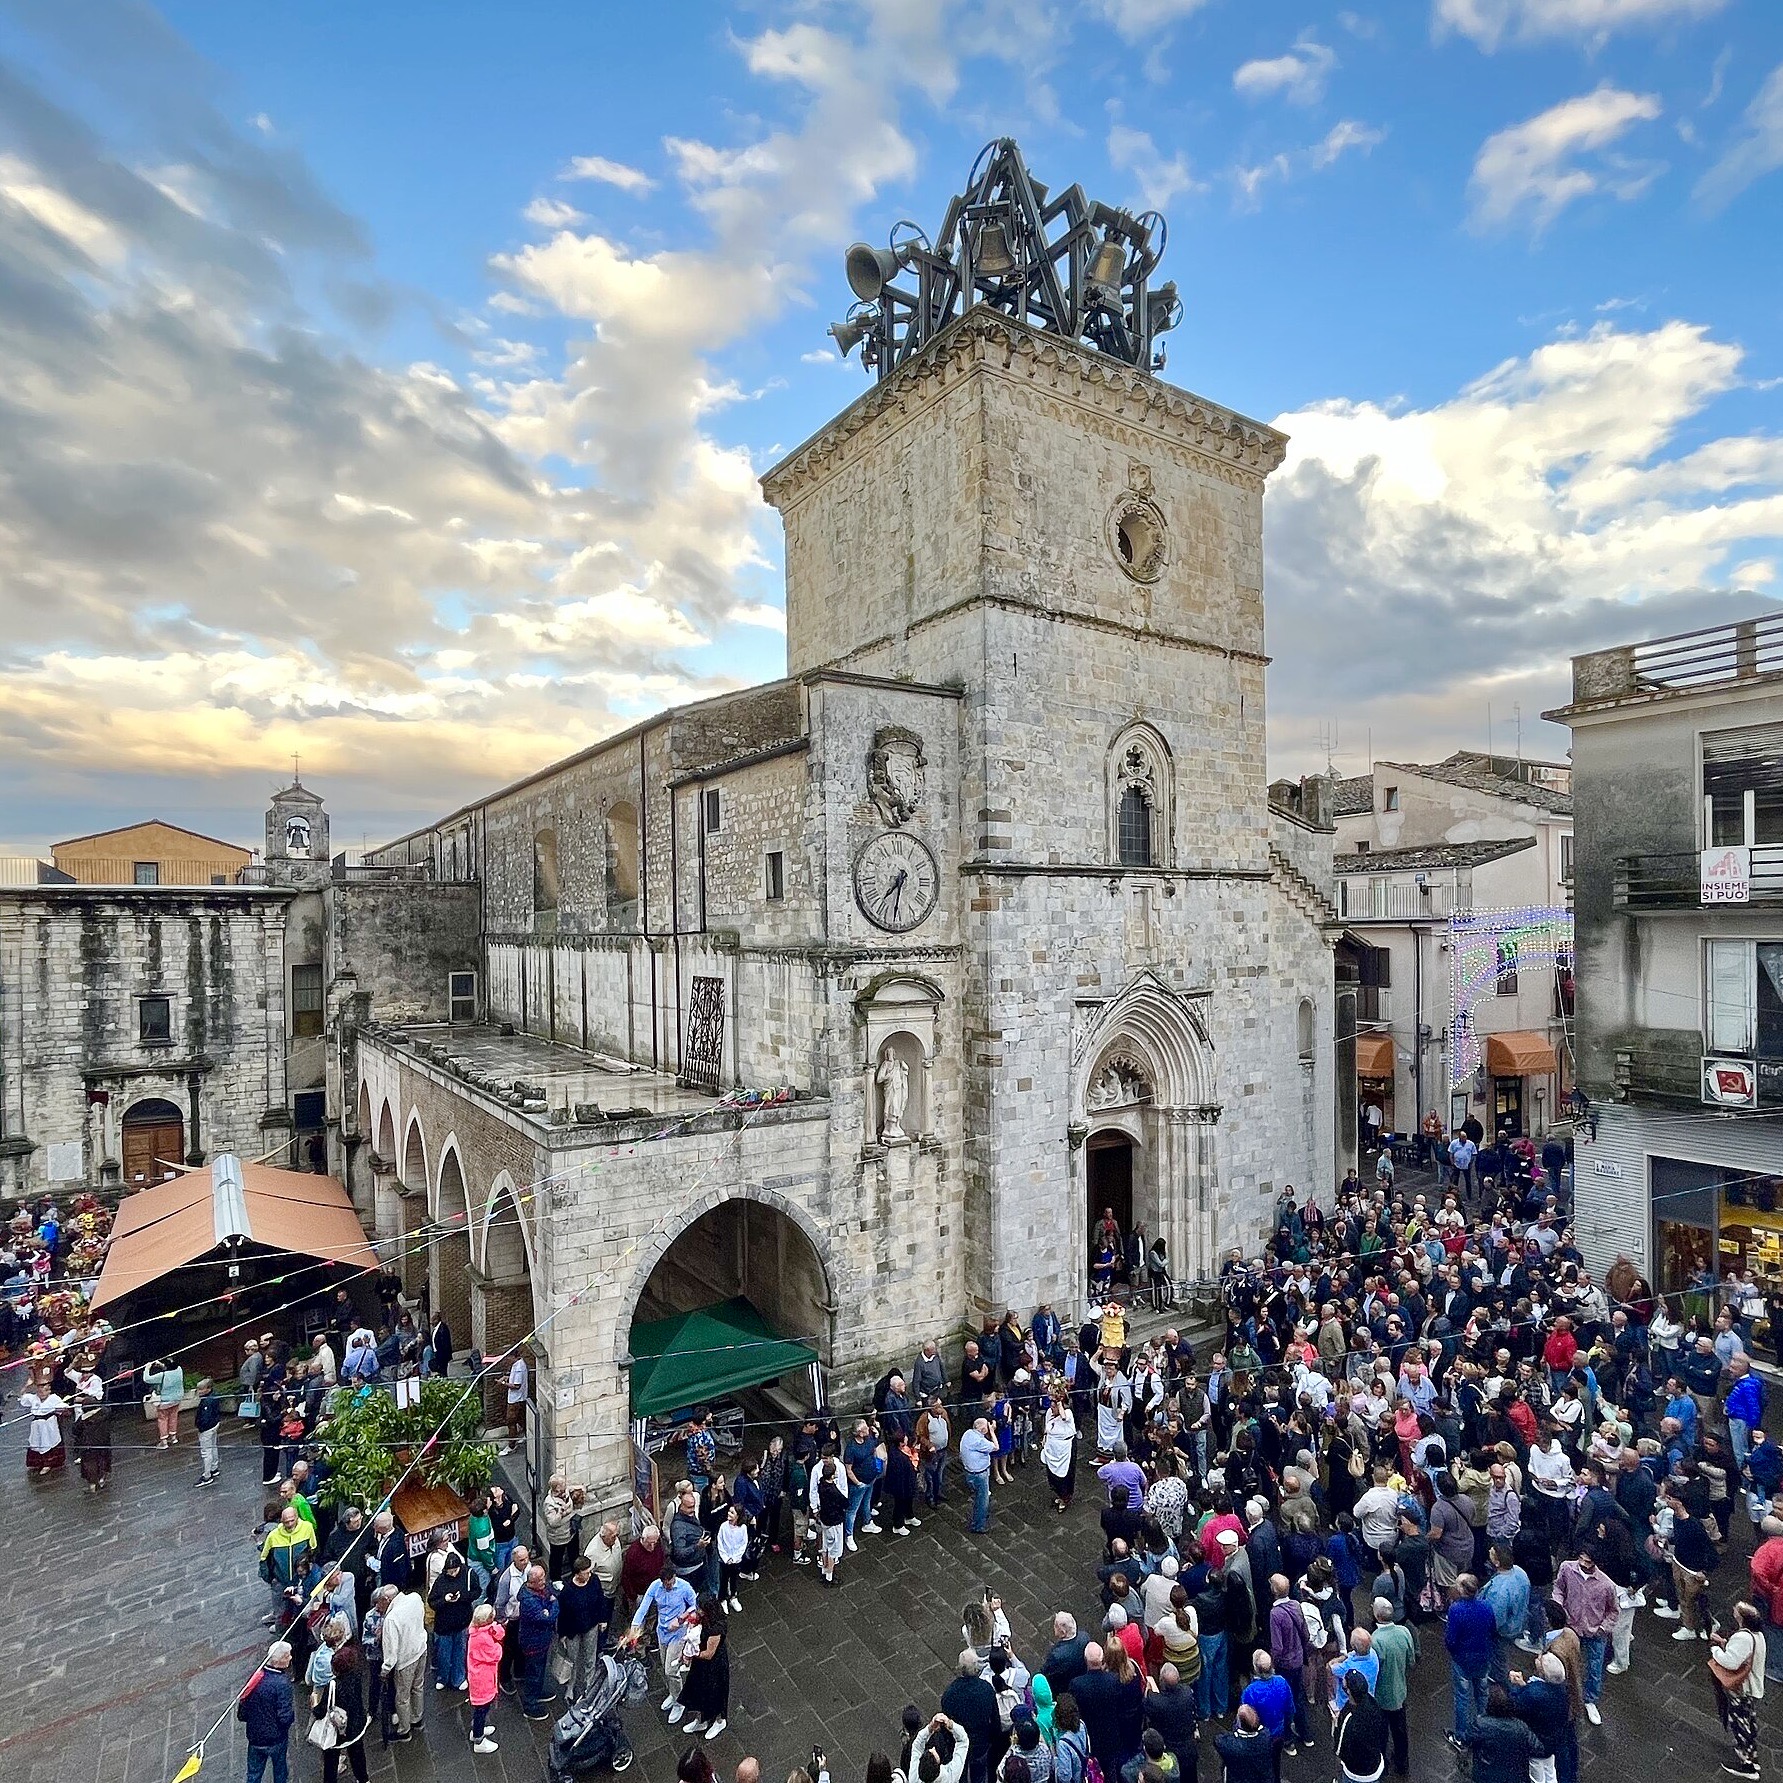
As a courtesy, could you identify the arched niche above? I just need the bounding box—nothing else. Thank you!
[854,973,943,1147]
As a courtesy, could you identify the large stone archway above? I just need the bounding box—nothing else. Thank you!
[619,1187,835,1412]
[1072,972,1220,1295]
[474,1174,537,1427]
[431,1140,473,1358]
[397,1113,430,1302]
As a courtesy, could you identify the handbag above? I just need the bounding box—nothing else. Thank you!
[1709,1649,1753,1694]
[305,1683,343,1751]
[238,1394,260,1421]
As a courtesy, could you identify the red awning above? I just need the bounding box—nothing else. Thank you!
[1355,1032,1395,1077]
[1484,1031,1558,1077]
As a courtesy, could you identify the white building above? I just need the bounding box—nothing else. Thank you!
[1326,754,1573,1151]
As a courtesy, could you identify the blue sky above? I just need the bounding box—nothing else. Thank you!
[1,0,1780,851]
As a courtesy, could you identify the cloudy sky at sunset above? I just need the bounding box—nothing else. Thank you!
[1,0,1780,853]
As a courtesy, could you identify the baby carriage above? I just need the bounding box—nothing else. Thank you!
[547,1651,649,1780]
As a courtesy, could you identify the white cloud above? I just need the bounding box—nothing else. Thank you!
[0,154,126,263]
[559,154,655,194]
[1093,0,1213,42]
[1469,86,1663,234]
[523,195,585,229]
[1265,319,1783,774]
[1233,36,1336,107]
[1106,125,1203,211]
[1233,120,1384,206]
[1695,62,1783,213]
[1434,0,1728,51]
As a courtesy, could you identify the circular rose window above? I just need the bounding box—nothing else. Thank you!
[1108,494,1168,583]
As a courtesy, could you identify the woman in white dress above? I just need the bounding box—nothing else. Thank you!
[21,1368,71,1478]
[1040,1391,1077,1512]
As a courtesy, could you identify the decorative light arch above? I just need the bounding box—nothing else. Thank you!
[1449,905,1574,1077]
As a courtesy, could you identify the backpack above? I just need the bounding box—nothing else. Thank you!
[1054,1729,1090,1783]
[1299,1597,1331,1651]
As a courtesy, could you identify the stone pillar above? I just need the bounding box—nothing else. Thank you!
[1188,1108,1221,1289]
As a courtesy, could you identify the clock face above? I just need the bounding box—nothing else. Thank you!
[853,831,939,933]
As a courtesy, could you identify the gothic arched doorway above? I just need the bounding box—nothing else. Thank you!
[1086,1130,1136,1252]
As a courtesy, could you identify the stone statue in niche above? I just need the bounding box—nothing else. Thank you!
[867,726,926,828]
[1087,1055,1150,1111]
[875,1044,911,1141]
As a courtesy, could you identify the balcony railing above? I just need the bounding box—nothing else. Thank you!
[1336,878,1460,921]
[1575,613,1783,704]
[1613,845,1783,910]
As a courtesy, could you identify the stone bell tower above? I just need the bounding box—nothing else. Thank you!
[763,143,1327,1321]
[264,777,330,889]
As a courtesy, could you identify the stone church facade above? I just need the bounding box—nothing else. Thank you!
[357,306,1337,1496]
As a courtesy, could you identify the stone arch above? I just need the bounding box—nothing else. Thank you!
[1075,972,1214,1118]
[480,1170,535,1282]
[1106,721,1174,869]
[401,1112,428,1194]
[617,1184,835,1365]
[606,801,639,926]
[376,1099,396,1163]
[431,1138,473,1355]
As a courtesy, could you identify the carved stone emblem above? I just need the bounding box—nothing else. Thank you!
[867,726,926,827]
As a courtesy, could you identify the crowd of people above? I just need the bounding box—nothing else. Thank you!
[215,1167,1783,1783]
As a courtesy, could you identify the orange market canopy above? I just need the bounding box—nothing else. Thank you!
[91,1154,378,1310]
[1484,1031,1558,1077]
[1355,1032,1396,1078]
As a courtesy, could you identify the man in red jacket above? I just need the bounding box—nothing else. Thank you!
[1750,1515,1783,1685]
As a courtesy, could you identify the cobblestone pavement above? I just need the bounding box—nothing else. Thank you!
[0,1413,1775,1783]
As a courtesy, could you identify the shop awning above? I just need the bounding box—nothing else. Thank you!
[1355,1032,1396,1077]
[1485,1031,1559,1077]
[91,1154,378,1309]
[627,1295,818,1418]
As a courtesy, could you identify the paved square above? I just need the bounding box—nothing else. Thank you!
[0,1414,1773,1783]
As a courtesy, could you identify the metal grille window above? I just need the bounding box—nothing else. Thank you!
[292,963,324,1038]
[1117,786,1153,866]
[138,995,171,1042]
[449,970,477,1023]
[683,975,725,1090]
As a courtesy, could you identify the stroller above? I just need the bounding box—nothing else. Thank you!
[547,1651,650,1780]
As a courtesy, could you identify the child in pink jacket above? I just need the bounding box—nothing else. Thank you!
[467,1605,504,1754]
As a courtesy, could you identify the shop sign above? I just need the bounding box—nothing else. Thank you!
[1703,1056,1759,1108]
[1700,845,1751,904]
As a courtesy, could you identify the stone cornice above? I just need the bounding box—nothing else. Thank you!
[762,307,1289,509]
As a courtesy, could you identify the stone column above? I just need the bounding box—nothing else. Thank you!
[1188,1107,1222,1289]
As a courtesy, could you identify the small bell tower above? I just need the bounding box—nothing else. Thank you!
[265,770,329,888]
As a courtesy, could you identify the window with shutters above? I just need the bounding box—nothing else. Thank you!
[1706,938,1783,1059]
[1703,721,1783,846]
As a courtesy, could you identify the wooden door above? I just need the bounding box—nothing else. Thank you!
[122,1119,184,1189]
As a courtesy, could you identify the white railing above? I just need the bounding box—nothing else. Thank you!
[1337,877,1459,921]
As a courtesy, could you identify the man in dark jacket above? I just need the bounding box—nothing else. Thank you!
[1142,1661,1199,1783]
[1211,1704,1273,1783]
[669,1486,714,1592]
[1468,1687,1541,1783]
[1041,1612,1091,1697]
[428,1315,453,1377]
[939,1650,1000,1783]
[1509,1656,1572,1783]
[237,1641,296,1783]
[516,1563,561,1719]
[1444,1575,1498,1753]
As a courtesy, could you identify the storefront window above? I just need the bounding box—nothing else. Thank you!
[1652,1153,1783,1307]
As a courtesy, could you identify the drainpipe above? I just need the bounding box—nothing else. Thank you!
[640,731,657,1070]
[670,783,682,1076]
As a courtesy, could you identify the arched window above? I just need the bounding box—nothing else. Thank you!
[1118,786,1153,866]
[1107,723,1172,868]
[533,828,560,934]
[1297,998,1316,1062]
[606,802,639,926]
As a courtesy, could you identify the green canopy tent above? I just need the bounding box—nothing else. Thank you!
[627,1295,821,1419]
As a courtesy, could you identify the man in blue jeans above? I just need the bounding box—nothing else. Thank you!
[236,1640,296,1783]
[959,1417,997,1533]
[844,1419,883,1548]
[1442,1574,1497,1755]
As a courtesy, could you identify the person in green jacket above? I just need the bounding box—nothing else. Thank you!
[1368,1597,1419,1777]
[142,1358,185,1448]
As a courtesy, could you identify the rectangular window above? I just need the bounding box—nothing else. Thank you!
[1703,720,1783,845]
[1496,941,1519,995]
[703,788,722,834]
[449,970,477,1024]
[1383,786,1400,812]
[133,861,159,885]
[765,850,785,902]
[210,873,227,886]
[1355,840,1369,854]
[291,962,324,1038]
[1706,938,1783,1058]
[138,995,171,1042]
[1560,833,1574,884]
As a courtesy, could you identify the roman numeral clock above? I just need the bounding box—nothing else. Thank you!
[853,829,939,933]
